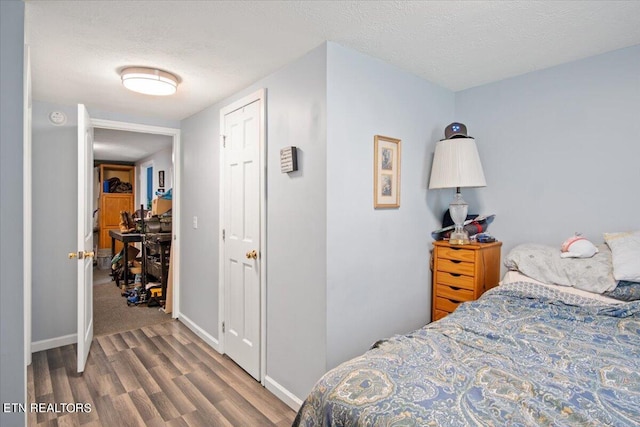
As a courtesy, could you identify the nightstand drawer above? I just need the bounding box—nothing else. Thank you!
[435,284,474,302]
[433,309,449,321]
[435,296,464,313]
[437,247,476,262]
[437,259,475,276]
[435,271,475,290]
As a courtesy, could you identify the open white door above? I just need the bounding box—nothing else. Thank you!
[76,104,94,373]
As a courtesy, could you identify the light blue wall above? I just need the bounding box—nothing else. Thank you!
[179,43,328,400]
[0,1,25,425]
[31,102,78,343]
[455,45,640,260]
[325,43,454,368]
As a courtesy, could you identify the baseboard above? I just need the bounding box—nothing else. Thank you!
[177,312,221,353]
[265,375,303,411]
[31,333,77,353]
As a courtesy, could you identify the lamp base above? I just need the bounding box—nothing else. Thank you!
[449,225,470,245]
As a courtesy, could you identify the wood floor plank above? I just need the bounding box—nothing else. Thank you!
[111,391,147,427]
[163,334,200,366]
[128,388,163,422]
[147,366,197,415]
[148,391,181,422]
[149,335,192,374]
[66,373,99,425]
[49,367,80,425]
[34,392,57,424]
[181,409,214,427]
[110,332,130,352]
[111,351,143,393]
[154,352,183,379]
[92,394,122,427]
[171,376,233,427]
[46,347,65,372]
[95,335,118,359]
[32,350,53,398]
[27,362,38,427]
[120,348,162,395]
[121,330,141,348]
[131,344,160,370]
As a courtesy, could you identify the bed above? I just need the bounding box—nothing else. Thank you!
[294,234,640,426]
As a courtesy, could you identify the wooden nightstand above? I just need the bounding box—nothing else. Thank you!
[431,240,502,321]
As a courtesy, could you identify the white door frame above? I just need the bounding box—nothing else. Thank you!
[218,88,267,383]
[90,119,182,318]
[23,45,32,372]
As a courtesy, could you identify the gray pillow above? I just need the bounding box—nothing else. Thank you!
[504,243,617,294]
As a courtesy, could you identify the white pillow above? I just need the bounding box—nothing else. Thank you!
[604,231,640,282]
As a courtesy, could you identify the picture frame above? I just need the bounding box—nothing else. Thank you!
[158,170,165,188]
[373,135,401,208]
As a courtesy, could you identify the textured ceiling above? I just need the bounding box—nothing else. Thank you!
[25,1,640,122]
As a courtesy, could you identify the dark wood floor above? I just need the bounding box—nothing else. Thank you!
[27,320,296,426]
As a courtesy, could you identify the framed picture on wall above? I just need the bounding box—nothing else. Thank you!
[373,135,401,208]
[159,170,165,188]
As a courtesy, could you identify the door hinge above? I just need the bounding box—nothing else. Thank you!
[222,229,225,241]
[222,321,225,333]
[222,135,226,148]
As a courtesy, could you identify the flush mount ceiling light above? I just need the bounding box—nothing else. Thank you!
[120,67,178,96]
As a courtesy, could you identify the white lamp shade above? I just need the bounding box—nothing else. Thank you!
[121,67,178,96]
[429,137,486,189]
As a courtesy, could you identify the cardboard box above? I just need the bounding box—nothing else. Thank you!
[152,198,172,215]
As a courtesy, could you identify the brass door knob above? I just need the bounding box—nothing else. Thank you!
[245,250,258,260]
[69,251,95,259]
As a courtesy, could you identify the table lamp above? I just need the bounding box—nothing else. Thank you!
[429,124,486,245]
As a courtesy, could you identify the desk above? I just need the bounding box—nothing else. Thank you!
[109,230,144,288]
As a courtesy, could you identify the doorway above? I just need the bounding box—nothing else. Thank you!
[90,119,181,338]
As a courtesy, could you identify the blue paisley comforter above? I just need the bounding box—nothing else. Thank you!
[294,282,640,426]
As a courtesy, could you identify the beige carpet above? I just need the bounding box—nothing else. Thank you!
[93,267,171,336]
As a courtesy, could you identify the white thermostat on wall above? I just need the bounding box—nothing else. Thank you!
[48,111,67,126]
[280,146,298,173]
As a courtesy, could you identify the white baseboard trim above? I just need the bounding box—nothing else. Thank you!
[177,312,221,353]
[265,375,303,411]
[31,333,77,353]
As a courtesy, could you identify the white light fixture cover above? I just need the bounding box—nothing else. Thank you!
[121,67,178,96]
[428,138,486,189]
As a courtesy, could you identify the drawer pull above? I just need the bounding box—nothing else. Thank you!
[449,273,461,277]
[447,298,462,304]
[450,286,461,291]
[451,260,461,264]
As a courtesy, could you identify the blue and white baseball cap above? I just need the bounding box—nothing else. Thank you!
[444,122,468,139]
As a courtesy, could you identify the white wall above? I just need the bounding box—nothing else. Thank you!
[456,45,640,260]
[180,43,328,401]
[0,1,26,425]
[325,43,454,368]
